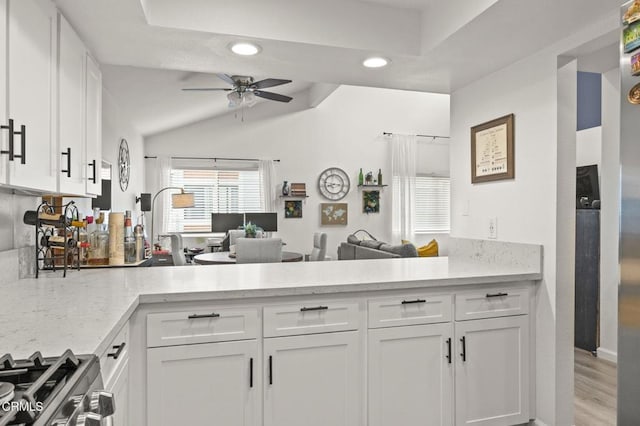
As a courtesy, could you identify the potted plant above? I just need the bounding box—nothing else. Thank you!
[244,221,257,238]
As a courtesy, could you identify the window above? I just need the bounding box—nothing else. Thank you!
[168,167,261,232]
[415,175,450,233]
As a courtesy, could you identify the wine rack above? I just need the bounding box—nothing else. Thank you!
[34,201,80,278]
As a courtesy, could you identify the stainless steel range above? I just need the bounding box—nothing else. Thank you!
[0,349,114,426]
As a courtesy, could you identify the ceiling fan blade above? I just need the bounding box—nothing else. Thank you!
[216,73,237,86]
[254,90,293,103]
[181,88,232,91]
[252,78,292,90]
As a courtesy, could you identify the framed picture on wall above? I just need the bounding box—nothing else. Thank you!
[285,200,303,218]
[321,203,348,225]
[471,113,515,183]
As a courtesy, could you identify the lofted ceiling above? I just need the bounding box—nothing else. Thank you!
[54,0,621,136]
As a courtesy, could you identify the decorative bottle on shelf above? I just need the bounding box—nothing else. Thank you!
[124,210,136,264]
[282,181,290,196]
[358,168,364,186]
[378,169,383,186]
[88,212,109,266]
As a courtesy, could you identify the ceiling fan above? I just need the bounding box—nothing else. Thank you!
[182,74,293,108]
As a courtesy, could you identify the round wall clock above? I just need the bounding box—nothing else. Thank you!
[118,138,130,191]
[318,167,350,200]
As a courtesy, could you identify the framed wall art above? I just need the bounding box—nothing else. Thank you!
[285,200,303,218]
[471,113,515,183]
[320,203,348,225]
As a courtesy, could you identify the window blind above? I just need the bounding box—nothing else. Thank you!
[415,175,450,233]
[168,167,261,232]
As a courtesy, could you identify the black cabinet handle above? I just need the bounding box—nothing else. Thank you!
[446,338,452,364]
[88,159,96,183]
[300,306,328,312]
[61,147,71,177]
[401,299,426,305]
[249,357,253,388]
[460,336,466,362]
[14,124,25,164]
[187,313,220,319]
[0,119,14,161]
[268,355,273,385]
[107,342,126,359]
[486,292,508,298]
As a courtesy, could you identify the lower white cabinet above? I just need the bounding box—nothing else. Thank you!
[368,323,454,426]
[147,340,259,426]
[454,315,529,426]
[263,331,361,426]
[105,357,128,426]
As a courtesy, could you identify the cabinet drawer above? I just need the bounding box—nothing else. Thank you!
[263,302,359,337]
[99,322,129,385]
[368,294,452,328]
[455,287,529,321]
[147,307,258,347]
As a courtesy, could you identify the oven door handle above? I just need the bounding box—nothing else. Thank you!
[107,342,126,360]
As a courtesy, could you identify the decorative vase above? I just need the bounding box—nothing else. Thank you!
[282,181,290,196]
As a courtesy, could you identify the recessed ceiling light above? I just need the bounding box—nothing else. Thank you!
[363,57,389,68]
[230,42,261,56]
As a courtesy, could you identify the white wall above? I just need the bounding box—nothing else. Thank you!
[599,67,620,363]
[145,85,450,257]
[449,10,617,425]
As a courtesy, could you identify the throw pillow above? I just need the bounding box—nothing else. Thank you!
[347,234,362,245]
[417,239,439,257]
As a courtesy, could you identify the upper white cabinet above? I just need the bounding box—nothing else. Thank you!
[3,0,57,192]
[58,14,86,195]
[85,53,102,196]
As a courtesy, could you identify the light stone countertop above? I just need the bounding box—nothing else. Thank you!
[0,250,542,359]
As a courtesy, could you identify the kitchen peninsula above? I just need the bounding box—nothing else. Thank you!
[1,238,542,426]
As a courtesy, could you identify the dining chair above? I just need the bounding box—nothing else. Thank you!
[235,238,283,264]
[309,232,328,261]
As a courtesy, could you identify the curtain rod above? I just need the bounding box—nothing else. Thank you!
[144,156,280,162]
[383,132,450,140]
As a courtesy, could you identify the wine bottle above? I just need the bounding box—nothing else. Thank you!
[378,169,383,186]
[358,168,364,186]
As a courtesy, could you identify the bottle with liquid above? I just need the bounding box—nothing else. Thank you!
[358,168,364,186]
[134,223,144,262]
[124,210,136,264]
[378,169,383,186]
[88,211,109,265]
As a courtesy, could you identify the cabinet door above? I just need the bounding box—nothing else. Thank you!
[58,14,86,195]
[84,53,101,196]
[264,332,362,426]
[105,357,128,426]
[0,0,7,185]
[368,323,453,426]
[147,340,259,426]
[7,0,57,192]
[455,316,529,426]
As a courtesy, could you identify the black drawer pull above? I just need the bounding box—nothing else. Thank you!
[486,292,508,298]
[268,355,273,385]
[61,147,71,177]
[401,299,426,305]
[188,313,220,319]
[460,336,466,362]
[249,357,253,388]
[107,342,126,360]
[300,306,328,312]
[446,338,452,364]
[14,124,25,164]
[88,159,97,183]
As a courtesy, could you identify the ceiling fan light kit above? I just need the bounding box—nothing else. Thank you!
[229,42,261,56]
[363,56,390,68]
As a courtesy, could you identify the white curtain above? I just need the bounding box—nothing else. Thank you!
[259,160,277,212]
[391,134,417,242]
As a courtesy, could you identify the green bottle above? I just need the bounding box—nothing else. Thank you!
[358,168,364,186]
[378,169,382,186]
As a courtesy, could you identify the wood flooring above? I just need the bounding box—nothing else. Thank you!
[574,348,617,426]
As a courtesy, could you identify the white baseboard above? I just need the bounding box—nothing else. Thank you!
[597,347,618,363]
[531,419,549,426]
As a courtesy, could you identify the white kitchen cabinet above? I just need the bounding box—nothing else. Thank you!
[105,357,129,426]
[0,1,7,185]
[454,315,529,426]
[147,340,259,426]
[368,323,454,426]
[84,53,101,195]
[263,331,361,426]
[5,0,57,192]
[57,14,86,195]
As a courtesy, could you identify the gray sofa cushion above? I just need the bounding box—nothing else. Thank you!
[360,240,384,250]
[379,243,418,258]
[347,234,362,245]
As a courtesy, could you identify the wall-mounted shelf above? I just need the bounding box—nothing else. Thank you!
[279,195,310,199]
[358,184,388,189]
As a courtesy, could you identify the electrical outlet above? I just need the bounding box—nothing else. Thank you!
[488,217,498,239]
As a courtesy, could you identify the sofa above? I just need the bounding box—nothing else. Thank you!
[337,233,418,260]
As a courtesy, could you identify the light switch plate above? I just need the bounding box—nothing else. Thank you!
[488,217,498,239]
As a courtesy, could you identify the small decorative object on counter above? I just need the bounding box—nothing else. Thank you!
[88,211,109,266]
[109,212,125,266]
[358,168,364,186]
[33,200,80,278]
[135,224,145,262]
[378,169,383,186]
[124,210,136,264]
[282,180,290,196]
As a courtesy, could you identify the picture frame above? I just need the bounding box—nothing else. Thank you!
[320,203,348,225]
[285,200,303,218]
[363,191,380,214]
[471,113,515,183]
